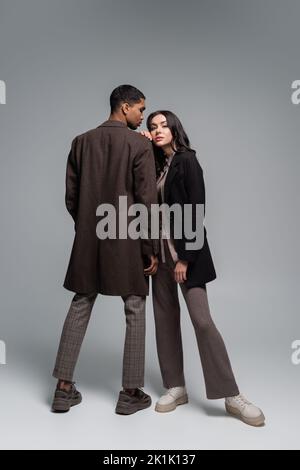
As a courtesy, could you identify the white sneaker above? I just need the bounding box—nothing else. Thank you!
[155,386,188,413]
[225,394,265,427]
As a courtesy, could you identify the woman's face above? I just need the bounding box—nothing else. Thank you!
[149,114,173,148]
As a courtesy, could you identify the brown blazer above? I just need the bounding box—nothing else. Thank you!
[63,120,159,296]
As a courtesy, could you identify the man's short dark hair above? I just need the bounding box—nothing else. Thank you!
[110,85,145,113]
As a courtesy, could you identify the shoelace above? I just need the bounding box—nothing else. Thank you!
[232,394,252,408]
[167,388,183,399]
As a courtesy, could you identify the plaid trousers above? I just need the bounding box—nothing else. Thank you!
[52,293,146,389]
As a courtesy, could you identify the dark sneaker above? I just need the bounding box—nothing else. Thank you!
[115,388,152,415]
[51,382,82,413]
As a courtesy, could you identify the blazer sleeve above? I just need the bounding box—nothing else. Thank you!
[176,153,206,263]
[133,142,159,257]
[65,137,79,223]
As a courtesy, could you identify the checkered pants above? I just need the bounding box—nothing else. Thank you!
[52,293,146,389]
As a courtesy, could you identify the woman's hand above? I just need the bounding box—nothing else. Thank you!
[174,260,188,283]
[139,130,153,141]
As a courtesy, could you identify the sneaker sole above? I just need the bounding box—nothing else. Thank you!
[52,395,82,413]
[155,394,189,413]
[225,403,265,427]
[115,399,152,415]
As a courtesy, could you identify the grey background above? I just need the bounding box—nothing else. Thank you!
[0,0,299,449]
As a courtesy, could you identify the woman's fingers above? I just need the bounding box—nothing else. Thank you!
[174,268,182,283]
[174,262,188,283]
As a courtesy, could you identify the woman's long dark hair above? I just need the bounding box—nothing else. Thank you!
[146,110,194,176]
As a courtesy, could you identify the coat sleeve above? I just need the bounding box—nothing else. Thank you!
[65,137,79,223]
[132,142,159,257]
[175,153,206,263]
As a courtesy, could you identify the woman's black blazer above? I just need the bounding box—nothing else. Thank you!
[163,149,217,287]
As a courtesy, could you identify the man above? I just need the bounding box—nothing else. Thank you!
[51,85,159,415]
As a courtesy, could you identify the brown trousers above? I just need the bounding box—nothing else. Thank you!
[152,239,240,399]
[52,293,146,389]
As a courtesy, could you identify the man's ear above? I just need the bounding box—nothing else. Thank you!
[121,102,130,115]
[121,103,129,116]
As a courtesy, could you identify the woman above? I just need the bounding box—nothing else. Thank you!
[141,110,265,427]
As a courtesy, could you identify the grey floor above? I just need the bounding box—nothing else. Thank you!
[1,281,299,450]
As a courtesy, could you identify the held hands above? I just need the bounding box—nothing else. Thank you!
[144,255,159,276]
[174,260,188,283]
[139,130,153,141]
